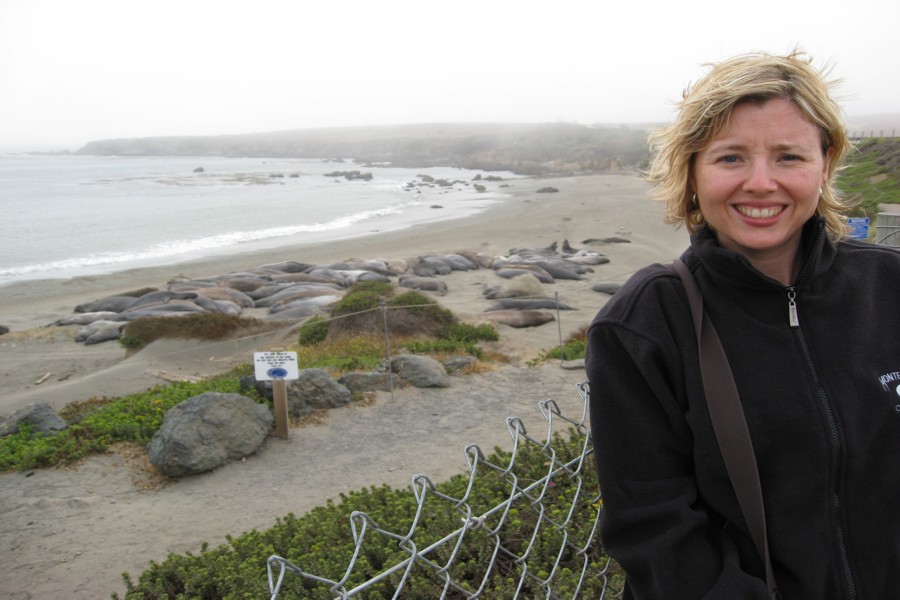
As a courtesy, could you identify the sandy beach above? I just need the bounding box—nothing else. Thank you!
[0,173,689,598]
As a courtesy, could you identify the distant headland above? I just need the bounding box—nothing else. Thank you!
[75,122,656,176]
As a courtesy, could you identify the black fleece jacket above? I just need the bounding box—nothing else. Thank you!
[586,217,900,599]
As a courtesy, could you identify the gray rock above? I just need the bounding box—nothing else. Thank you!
[239,376,274,401]
[0,401,67,438]
[147,392,272,477]
[442,356,476,373]
[287,368,352,417]
[337,372,402,393]
[384,354,451,388]
[0,324,8,336]
[560,359,586,370]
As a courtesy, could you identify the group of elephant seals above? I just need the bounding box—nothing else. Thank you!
[48,237,627,344]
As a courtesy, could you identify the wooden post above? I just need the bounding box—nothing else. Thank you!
[273,378,290,440]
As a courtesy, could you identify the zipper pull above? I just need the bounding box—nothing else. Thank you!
[787,287,799,328]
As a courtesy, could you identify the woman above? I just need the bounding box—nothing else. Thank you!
[586,51,900,599]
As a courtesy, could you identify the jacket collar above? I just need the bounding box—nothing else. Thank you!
[688,216,835,291]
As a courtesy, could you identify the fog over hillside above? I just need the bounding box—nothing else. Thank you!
[76,122,655,176]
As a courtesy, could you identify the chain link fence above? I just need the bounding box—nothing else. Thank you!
[266,381,623,599]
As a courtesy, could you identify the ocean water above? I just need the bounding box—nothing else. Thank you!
[0,154,514,284]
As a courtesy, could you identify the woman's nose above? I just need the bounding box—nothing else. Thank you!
[742,160,778,194]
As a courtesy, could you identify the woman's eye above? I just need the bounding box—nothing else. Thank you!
[718,155,739,163]
[781,154,800,161]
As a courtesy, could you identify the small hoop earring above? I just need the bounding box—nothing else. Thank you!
[692,193,699,207]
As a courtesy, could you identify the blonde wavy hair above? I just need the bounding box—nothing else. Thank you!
[647,50,852,238]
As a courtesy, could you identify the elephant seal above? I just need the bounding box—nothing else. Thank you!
[193,287,255,308]
[258,260,314,273]
[129,290,199,309]
[531,260,583,280]
[74,295,136,313]
[214,277,273,292]
[77,320,126,345]
[563,251,610,266]
[482,273,545,300]
[399,276,448,295]
[494,267,554,284]
[485,310,555,328]
[121,300,208,316]
[52,311,121,326]
[508,241,558,256]
[485,299,575,311]
[268,292,344,312]
[582,236,631,245]
[269,294,342,314]
[591,282,624,295]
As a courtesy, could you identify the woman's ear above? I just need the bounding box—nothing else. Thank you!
[822,146,835,184]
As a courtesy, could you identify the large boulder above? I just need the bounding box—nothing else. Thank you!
[147,392,272,477]
[0,401,67,438]
[287,368,352,417]
[337,372,402,393]
[383,354,451,388]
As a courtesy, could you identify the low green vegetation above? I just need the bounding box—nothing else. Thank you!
[0,374,257,472]
[838,137,900,222]
[531,325,588,365]
[116,430,621,599]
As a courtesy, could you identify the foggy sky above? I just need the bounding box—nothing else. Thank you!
[1,0,898,149]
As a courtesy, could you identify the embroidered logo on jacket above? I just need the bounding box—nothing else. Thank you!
[879,371,900,413]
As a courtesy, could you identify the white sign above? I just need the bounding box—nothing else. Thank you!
[254,351,299,381]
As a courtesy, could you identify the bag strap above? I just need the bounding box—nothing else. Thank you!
[672,259,779,599]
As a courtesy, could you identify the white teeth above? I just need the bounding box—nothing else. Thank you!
[738,206,782,219]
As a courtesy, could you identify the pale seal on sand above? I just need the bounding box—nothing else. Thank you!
[76,321,127,345]
[485,309,555,328]
[52,311,122,327]
[482,273,545,300]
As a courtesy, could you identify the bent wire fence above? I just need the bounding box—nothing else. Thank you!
[266,381,623,599]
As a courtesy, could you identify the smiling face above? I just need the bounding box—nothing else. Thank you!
[692,97,831,283]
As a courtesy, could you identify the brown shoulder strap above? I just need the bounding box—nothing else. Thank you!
[672,259,779,599]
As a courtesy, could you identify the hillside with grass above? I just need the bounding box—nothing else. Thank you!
[838,137,900,218]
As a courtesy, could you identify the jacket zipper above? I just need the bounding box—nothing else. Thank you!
[786,287,858,600]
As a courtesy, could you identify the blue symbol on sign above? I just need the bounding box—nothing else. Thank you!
[267,367,288,379]
[848,217,869,240]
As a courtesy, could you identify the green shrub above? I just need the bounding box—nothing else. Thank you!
[543,338,586,361]
[331,290,383,316]
[399,338,485,360]
[116,429,620,599]
[447,322,499,343]
[295,336,386,373]
[531,325,588,365]
[297,316,329,346]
